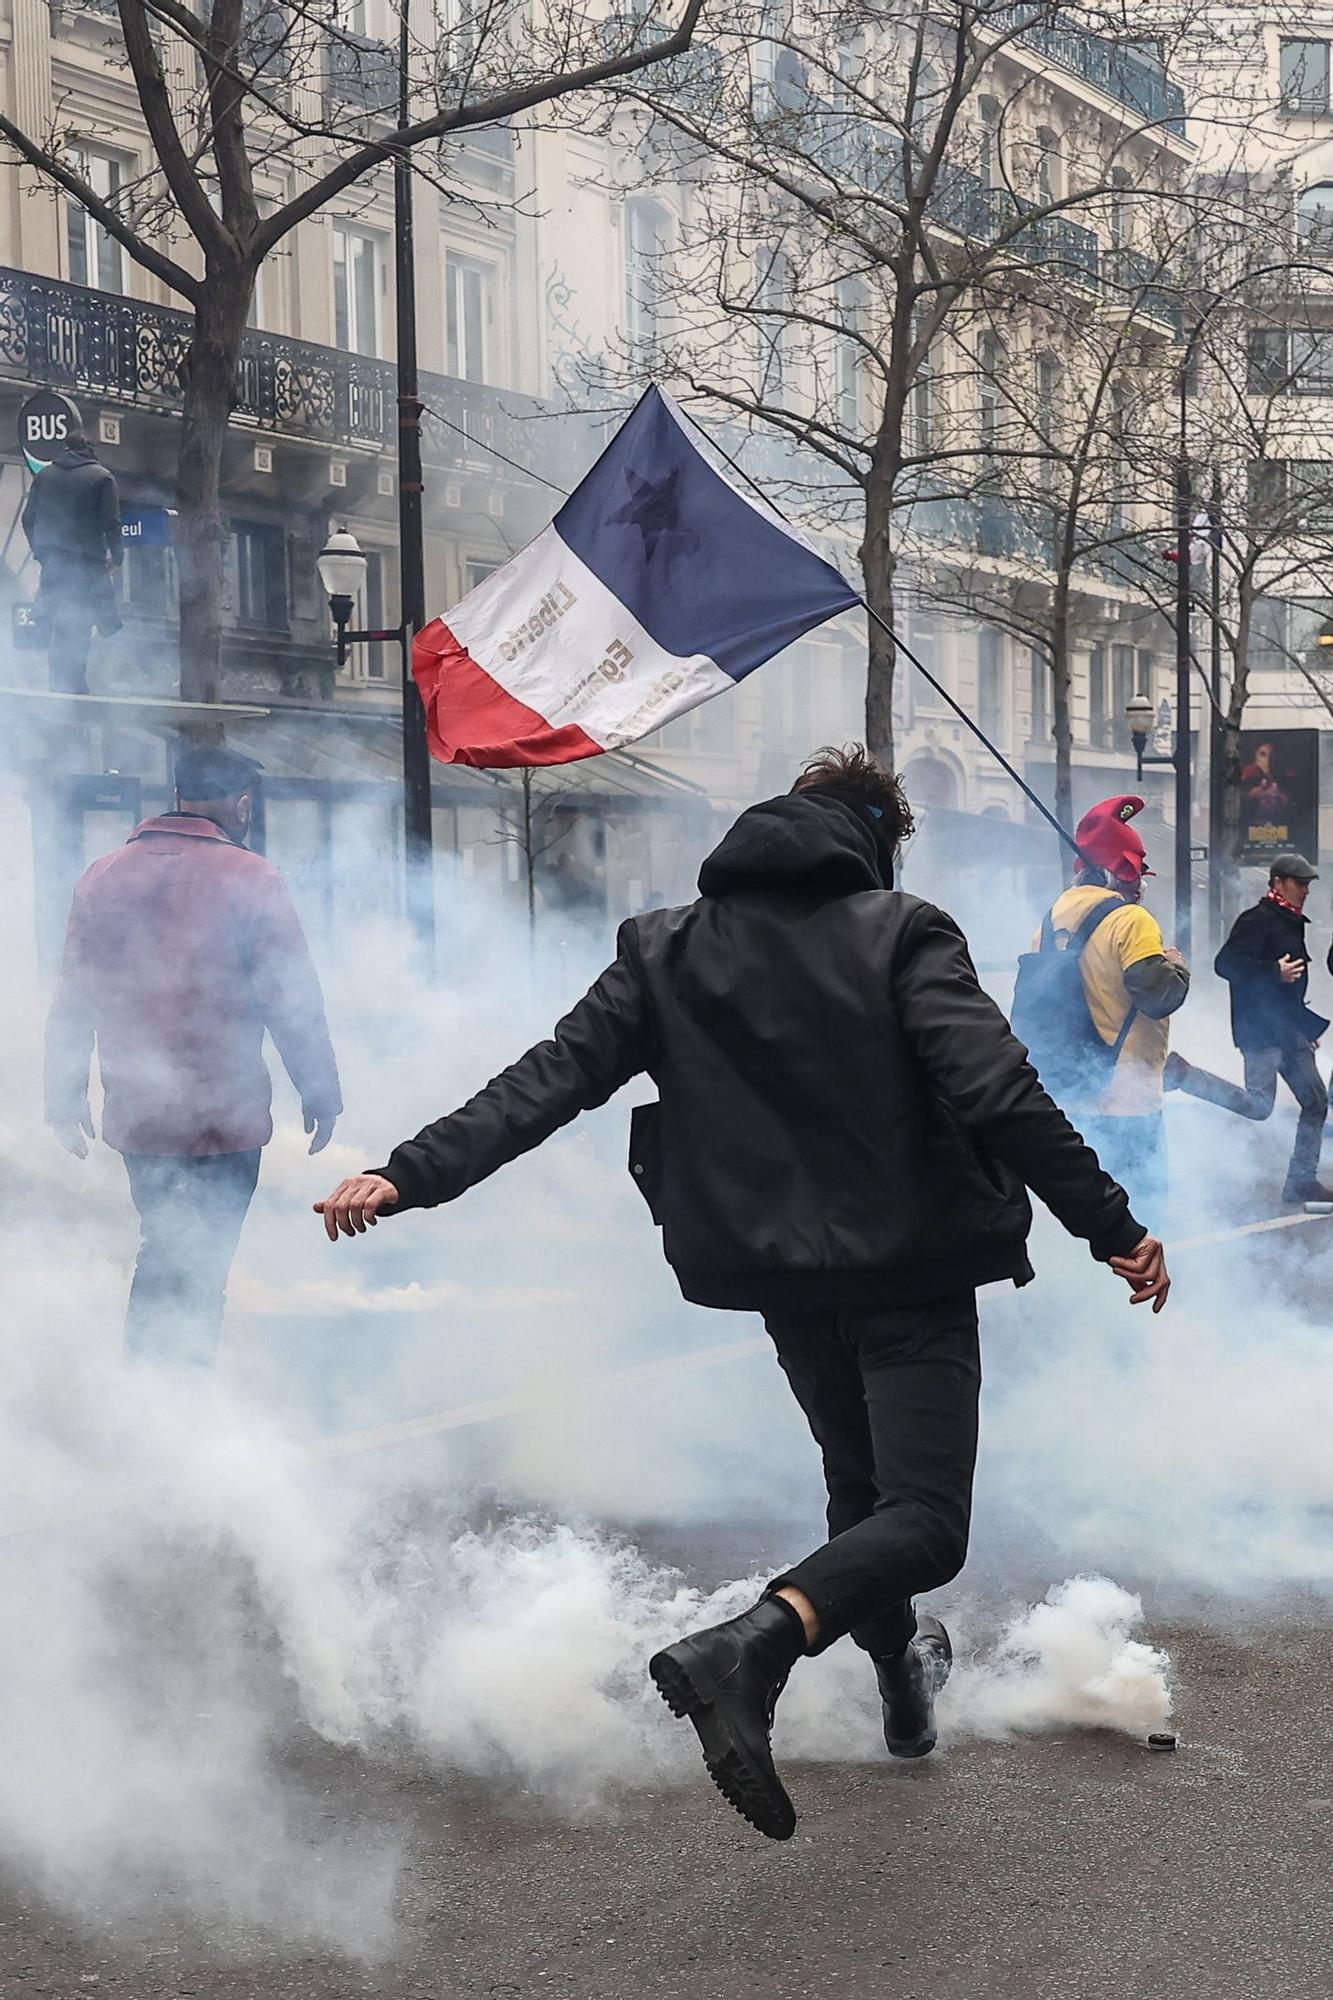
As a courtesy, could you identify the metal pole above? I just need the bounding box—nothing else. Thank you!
[396,0,435,969]
[1208,467,1224,949]
[1174,437,1193,961]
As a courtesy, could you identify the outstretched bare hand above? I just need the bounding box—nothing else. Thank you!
[1109,1233,1170,1313]
[314,1174,399,1241]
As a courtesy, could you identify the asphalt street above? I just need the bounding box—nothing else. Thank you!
[1,1617,1330,2000]
[2,1198,1331,1999]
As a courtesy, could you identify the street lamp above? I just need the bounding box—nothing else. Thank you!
[316,529,370,662]
[1126,690,1180,786]
[318,527,434,961]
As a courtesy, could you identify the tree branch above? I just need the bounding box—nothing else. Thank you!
[0,112,200,300]
[118,0,228,256]
[256,0,708,257]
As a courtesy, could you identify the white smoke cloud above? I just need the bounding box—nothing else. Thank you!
[3,793,1328,1960]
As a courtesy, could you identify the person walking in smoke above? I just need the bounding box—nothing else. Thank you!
[45,744,342,1366]
[1019,795,1189,1212]
[315,745,1170,1843]
[1165,853,1331,1207]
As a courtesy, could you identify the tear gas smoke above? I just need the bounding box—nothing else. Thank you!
[2,796,1329,1958]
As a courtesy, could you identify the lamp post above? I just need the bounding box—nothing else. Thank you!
[318,527,431,947]
[1126,688,1181,788]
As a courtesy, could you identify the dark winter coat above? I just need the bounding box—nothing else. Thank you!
[376,792,1143,1312]
[45,815,342,1156]
[21,441,121,566]
[1215,897,1329,1054]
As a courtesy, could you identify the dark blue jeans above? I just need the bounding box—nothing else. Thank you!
[765,1295,981,1659]
[121,1149,261,1368]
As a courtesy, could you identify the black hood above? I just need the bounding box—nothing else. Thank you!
[53,440,98,470]
[698,791,890,900]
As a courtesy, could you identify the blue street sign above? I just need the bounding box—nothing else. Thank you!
[121,507,174,547]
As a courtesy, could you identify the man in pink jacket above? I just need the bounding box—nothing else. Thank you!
[45,745,341,1365]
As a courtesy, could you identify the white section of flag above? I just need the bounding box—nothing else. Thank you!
[448,524,733,748]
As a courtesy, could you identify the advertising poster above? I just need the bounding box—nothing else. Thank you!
[1238,728,1319,864]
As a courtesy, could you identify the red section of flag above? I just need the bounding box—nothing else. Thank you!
[411,618,603,769]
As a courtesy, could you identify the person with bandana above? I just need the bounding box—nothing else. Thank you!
[314,744,1169,1844]
[1166,853,1331,1207]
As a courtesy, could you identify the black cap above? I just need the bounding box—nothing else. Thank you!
[173,742,263,800]
[1268,851,1318,883]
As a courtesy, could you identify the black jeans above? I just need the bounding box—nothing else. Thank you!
[1172,1044,1326,1188]
[765,1295,981,1659]
[121,1150,262,1367]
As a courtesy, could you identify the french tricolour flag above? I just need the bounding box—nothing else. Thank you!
[412,386,859,768]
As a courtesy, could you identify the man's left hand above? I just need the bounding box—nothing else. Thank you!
[304,1110,338,1156]
[49,1108,95,1159]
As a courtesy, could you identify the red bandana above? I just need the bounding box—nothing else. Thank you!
[1265,885,1306,918]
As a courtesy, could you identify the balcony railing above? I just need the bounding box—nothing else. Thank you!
[930,167,1100,288]
[986,9,1187,137]
[1102,245,1182,331]
[0,267,582,482]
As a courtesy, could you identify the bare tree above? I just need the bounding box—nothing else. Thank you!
[0,0,705,721]
[594,0,1203,776]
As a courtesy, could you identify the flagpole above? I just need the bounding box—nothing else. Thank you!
[673,402,1087,867]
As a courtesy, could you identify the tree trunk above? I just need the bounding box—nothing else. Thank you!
[861,469,896,766]
[174,258,253,724]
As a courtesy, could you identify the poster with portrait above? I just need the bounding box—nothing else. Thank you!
[1237,729,1319,864]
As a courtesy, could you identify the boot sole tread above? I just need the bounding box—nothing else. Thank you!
[648,1648,796,1842]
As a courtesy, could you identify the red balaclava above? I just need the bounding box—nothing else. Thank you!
[1074,794,1154,888]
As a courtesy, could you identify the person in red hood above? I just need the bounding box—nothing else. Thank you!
[1027,795,1189,1211]
[44,744,342,1365]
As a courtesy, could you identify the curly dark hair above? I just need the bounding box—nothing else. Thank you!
[791,743,916,850]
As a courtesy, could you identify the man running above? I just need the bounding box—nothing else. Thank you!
[315,746,1169,1841]
[1166,852,1330,1206]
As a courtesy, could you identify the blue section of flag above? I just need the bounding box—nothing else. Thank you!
[553,387,858,680]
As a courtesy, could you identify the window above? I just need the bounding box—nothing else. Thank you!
[1251,599,1288,672]
[910,354,935,457]
[1281,38,1330,115]
[978,627,1005,744]
[978,331,1005,462]
[1035,126,1062,205]
[340,549,386,680]
[625,199,671,347]
[229,521,287,628]
[1250,327,1333,393]
[333,224,383,357]
[1030,646,1049,744]
[465,558,501,592]
[1088,642,1110,749]
[1108,166,1131,253]
[1112,644,1135,734]
[1297,182,1333,252]
[756,246,796,400]
[836,279,866,433]
[1107,383,1129,527]
[446,251,493,382]
[1034,352,1060,489]
[66,150,126,293]
[978,94,1002,190]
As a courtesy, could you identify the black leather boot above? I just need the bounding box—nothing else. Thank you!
[649,1596,805,1840]
[875,1613,952,1759]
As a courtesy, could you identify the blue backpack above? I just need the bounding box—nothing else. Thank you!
[1011,895,1138,1104]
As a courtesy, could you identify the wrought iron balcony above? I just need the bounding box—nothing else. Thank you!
[0,268,394,448]
[930,167,1100,288]
[0,267,583,482]
[986,9,1186,137]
